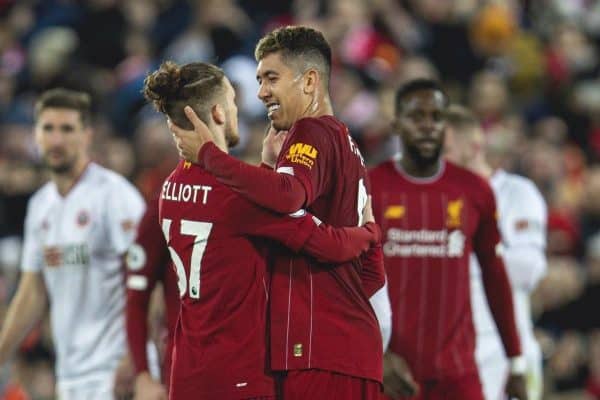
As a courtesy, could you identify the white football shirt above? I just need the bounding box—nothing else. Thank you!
[21,163,144,387]
[470,169,547,398]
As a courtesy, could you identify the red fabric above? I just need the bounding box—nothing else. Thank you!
[268,116,382,383]
[586,375,600,397]
[369,160,520,382]
[198,142,306,213]
[125,196,179,384]
[382,373,483,400]
[360,244,386,298]
[304,221,380,263]
[160,160,380,399]
[282,369,382,400]
[1,384,30,400]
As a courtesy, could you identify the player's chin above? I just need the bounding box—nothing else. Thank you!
[269,117,289,131]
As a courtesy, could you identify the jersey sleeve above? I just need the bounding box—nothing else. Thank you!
[227,195,378,262]
[125,197,170,374]
[472,180,521,358]
[20,197,43,272]
[303,222,381,263]
[502,181,547,248]
[197,143,306,213]
[498,180,548,291]
[359,244,386,297]
[276,118,331,205]
[105,179,146,255]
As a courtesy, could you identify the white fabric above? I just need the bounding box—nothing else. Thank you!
[21,163,144,386]
[471,170,547,400]
[57,373,114,400]
[370,281,392,351]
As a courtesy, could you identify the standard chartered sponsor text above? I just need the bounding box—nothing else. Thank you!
[384,229,465,257]
[387,228,447,242]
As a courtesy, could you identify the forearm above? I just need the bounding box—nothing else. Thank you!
[480,256,522,357]
[502,245,547,292]
[198,143,306,213]
[302,222,380,263]
[0,276,47,364]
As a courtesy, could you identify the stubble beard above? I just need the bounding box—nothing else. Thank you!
[405,143,442,169]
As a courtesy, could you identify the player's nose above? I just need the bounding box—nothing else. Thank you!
[257,82,270,102]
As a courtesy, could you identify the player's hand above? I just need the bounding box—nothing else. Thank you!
[133,372,167,400]
[362,195,374,225]
[168,106,213,163]
[261,125,288,167]
[383,351,419,398]
[113,354,135,400]
[505,373,528,400]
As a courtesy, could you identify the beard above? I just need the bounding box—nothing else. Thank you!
[404,142,442,169]
[42,153,77,175]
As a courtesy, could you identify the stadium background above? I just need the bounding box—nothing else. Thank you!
[0,0,599,398]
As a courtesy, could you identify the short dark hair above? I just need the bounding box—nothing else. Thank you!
[255,25,332,84]
[143,61,226,130]
[395,79,448,114]
[34,88,92,126]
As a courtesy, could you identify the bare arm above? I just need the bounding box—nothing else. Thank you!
[0,271,47,365]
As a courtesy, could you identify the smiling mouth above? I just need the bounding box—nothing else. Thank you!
[267,103,280,118]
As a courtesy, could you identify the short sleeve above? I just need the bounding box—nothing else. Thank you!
[501,182,547,249]
[125,196,167,292]
[106,179,146,255]
[276,118,331,205]
[20,199,44,272]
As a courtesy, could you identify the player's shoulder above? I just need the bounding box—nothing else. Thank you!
[27,181,55,211]
[445,161,494,201]
[493,170,546,209]
[293,115,340,129]
[446,161,489,187]
[87,163,142,201]
[495,170,542,197]
[290,115,346,141]
[368,158,396,177]
[87,163,132,187]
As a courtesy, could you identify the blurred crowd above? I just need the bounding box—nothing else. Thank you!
[0,0,600,398]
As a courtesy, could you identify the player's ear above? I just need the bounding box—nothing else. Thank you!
[212,104,225,126]
[302,69,318,95]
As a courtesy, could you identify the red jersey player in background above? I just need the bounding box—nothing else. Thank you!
[369,79,528,400]
[170,25,386,399]
[125,194,178,400]
[145,60,382,400]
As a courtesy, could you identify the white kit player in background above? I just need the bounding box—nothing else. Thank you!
[0,89,145,400]
[444,105,547,400]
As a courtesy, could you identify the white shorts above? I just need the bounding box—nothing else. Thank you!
[57,376,114,400]
[475,334,543,400]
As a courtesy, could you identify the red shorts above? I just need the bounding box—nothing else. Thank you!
[383,373,484,400]
[280,369,382,400]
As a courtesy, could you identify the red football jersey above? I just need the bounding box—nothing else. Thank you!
[269,116,383,382]
[369,159,520,382]
[125,195,179,384]
[159,160,379,400]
